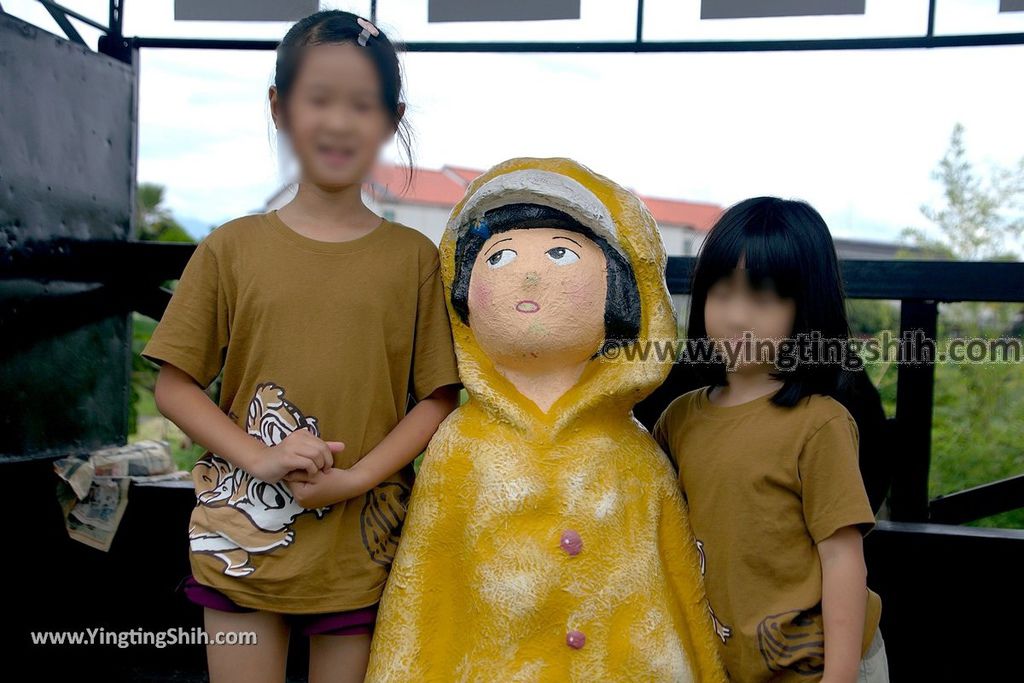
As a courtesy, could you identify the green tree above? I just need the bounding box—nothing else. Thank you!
[135,183,194,242]
[901,123,1024,261]
[846,299,898,337]
[899,124,1024,528]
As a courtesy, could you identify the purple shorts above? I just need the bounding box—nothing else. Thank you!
[178,575,377,637]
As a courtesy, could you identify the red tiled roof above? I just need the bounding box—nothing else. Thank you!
[366,164,468,207]
[366,163,722,231]
[441,165,484,185]
[637,195,722,232]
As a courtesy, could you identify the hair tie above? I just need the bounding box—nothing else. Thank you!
[357,17,380,47]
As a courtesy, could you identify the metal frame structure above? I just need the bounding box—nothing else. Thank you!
[3,0,1024,526]
[9,0,1024,58]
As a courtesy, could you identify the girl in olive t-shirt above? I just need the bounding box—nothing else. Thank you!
[141,11,461,683]
[653,197,889,683]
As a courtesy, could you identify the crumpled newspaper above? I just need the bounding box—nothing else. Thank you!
[54,440,189,551]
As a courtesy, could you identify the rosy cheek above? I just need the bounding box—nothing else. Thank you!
[469,279,493,309]
[576,283,600,307]
[561,273,601,308]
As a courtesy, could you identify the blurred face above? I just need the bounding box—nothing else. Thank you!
[467,228,608,372]
[704,262,796,369]
[270,42,396,187]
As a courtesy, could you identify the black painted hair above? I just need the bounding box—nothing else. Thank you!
[686,196,853,407]
[274,10,413,177]
[451,203,641,350]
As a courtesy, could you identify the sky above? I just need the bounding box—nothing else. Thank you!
[6,0,1024,242]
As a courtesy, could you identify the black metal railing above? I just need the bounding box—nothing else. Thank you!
[5,238,1023,524]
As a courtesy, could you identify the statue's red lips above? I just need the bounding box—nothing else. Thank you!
[515,300,540,313]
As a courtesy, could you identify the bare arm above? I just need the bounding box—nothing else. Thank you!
[818,525,868,683]
[290,384,460,508]
[154,363,336,483]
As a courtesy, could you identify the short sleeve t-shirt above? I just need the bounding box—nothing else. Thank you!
[652,386,882,682]
[142,211,461,613]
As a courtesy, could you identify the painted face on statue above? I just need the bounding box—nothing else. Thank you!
[467,227,608,372]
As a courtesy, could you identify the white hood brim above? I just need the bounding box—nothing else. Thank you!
[445,169,623,255]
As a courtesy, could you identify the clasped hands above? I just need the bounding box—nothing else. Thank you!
[246,428,369,508]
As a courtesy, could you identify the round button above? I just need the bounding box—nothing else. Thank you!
[560,529,583,556]
[566,629,586,649]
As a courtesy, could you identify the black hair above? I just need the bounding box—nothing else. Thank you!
[274,10,413,182]
[686,196,853,407]
[451,203,641,351]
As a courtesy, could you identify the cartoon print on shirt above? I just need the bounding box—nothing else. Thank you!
[697,539,733,644]
[188,382,331,577]
[360,480,412,566]
[757,608,825,676]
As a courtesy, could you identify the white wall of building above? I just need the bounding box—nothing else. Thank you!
[659,224,705,257]
[266,185,451,244]
[368,200,450,244]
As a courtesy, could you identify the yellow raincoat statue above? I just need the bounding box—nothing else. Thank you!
[366,158,726,682]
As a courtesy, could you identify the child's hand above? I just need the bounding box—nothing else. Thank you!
[291,467,368,509]
[250,430,344,483]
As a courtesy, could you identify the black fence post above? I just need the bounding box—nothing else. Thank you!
[890,299,939,522]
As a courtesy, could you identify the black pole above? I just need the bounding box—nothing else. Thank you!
[109,0,122,37]
[98,0,131,62]
[130,31,1024,53]
[635,0,644,44]
[890,300,939,522]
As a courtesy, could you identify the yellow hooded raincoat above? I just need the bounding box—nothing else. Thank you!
[366,158,726,682]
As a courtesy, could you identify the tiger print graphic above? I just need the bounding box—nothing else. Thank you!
[696,539,733,644]
[188,382,331,577]
[246,382,319,446]
[360,480,412,566]
[757,608,825,676]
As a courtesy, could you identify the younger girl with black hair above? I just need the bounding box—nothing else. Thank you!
[143,10,460,683]
[653,197,889,682]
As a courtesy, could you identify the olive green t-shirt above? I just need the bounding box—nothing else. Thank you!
[142,210,461,613]
[652,386,882,682]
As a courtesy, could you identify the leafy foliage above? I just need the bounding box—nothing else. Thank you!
[898,124,1024,527]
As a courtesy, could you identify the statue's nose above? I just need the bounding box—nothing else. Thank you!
[524,271,540,286]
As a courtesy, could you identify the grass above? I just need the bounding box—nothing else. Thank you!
[929,361,1024,528]
[865,300,1024,529]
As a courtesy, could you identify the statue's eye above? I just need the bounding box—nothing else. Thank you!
[486,249,517,268]
[546,246,580,265]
